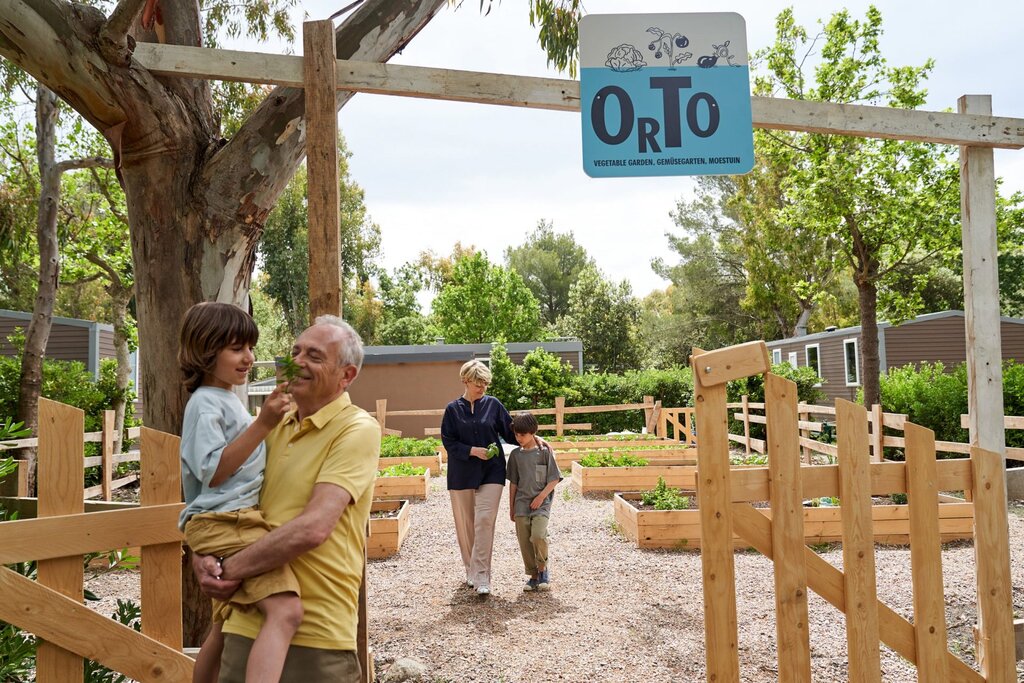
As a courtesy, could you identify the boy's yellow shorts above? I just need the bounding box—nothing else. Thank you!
[184,507,301,622]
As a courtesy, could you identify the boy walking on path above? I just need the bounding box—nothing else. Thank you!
[506,412,562,591]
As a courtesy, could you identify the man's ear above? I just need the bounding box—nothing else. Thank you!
[340,364,358,388]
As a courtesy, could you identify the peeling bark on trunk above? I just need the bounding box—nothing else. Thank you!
[15,85,59,495]
[1,0,446,645]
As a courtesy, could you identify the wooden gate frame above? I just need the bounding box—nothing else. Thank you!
[690,342,1015,682]
[0,399,191,681]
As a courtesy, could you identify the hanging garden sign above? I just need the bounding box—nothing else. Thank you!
[580,13,755,178]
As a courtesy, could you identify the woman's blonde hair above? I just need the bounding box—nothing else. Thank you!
[459,359,492,385]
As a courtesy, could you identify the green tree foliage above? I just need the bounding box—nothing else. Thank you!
[519,346,579,409]
[431,253,541,343]
[0,355,136,435]
[504,220,592,326]
[487,342,525,409]
[754,7,961,407]
[562,266,642,373]
[376,315,438,346]
[879,362,969,449]
[249,274,292,376]
[258,143,382,337]
[650,190,763,359]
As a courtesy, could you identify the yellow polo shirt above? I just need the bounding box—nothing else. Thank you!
[222,392,380,651]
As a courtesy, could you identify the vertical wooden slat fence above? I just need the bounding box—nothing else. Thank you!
[764,374,811,680]
[836,399,881,682]
[35,397,85,681]
[691,341,1016,682]
[0,398,191,682]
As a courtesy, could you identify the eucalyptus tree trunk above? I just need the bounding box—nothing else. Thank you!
[0,0,446,645]
[15,85,59,495]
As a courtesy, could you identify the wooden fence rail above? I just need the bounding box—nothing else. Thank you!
[0,410,143,500]
[0,398,191,682]
[375,396,661,438]
[726,400,1024,463]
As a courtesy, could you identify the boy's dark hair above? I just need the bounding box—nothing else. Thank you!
[512,412,539,435]
[178,302,259,393]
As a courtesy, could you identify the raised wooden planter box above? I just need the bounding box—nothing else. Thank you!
[367,499,410,559]
[374,472,430,500]
[555,448,695,471]
[571,461,698,494]
[613,493,975,550]
[548,437,675,450]
[377,453,442,475]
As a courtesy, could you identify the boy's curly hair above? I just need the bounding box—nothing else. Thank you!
[178,302,259,393]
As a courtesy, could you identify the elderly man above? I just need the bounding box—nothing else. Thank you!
[195,316,380,682]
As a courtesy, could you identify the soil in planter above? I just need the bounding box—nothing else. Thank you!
[371,508,401,519]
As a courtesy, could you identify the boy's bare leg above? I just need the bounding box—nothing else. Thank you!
[245,593,304,683]
[193,621,224,683]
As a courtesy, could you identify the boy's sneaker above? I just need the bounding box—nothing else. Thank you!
[523,575,539,592]
[537,569,550,590]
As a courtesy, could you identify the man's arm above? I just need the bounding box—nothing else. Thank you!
[196,482,351,598]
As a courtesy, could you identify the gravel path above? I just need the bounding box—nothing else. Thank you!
[366,477,1024,682]
[85,478,1024,682]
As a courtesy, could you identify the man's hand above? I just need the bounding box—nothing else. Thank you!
[192,551,241,602]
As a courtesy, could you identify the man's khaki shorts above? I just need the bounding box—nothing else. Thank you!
[184,507,300,621]
[220,634,360,683]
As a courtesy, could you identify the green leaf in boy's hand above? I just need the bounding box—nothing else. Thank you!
[274,355,303,389]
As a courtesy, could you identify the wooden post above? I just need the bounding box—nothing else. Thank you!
[870,404,884,462]
[554,396,565,436]
[764,374,811,680]
[645,400,662,435]
[375,399,387,436]
[798,403,811,464]
[960,95,1011,677]
[642,395,654,435]
[36,398,85,682]
[304,20,341,320]
[971,446,1016,680]
[691,346,745,682]
[101,409,115,501]
[139,428,183,649]
[741,395,751,456]
[836,399,881,682]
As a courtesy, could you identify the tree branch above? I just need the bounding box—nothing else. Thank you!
[201,0,448,239]
[54,155,114,175]
[88,167,129,224]
[99,0,148,66]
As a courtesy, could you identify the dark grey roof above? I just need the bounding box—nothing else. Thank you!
[361,340,583,365]
[767,310,1024,347]
[0,308,113,332]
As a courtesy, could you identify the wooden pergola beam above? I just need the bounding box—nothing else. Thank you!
[133,43,1024,149]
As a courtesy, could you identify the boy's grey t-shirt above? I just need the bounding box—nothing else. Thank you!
[178,386,265,530]
[506,445,562,517]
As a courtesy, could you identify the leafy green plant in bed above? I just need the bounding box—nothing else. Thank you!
[640,477,690,510]
[577,452,648,467]
[379,435,441,458]
[377,463,427,477]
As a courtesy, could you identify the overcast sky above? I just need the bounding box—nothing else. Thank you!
[281,0,1024,299]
